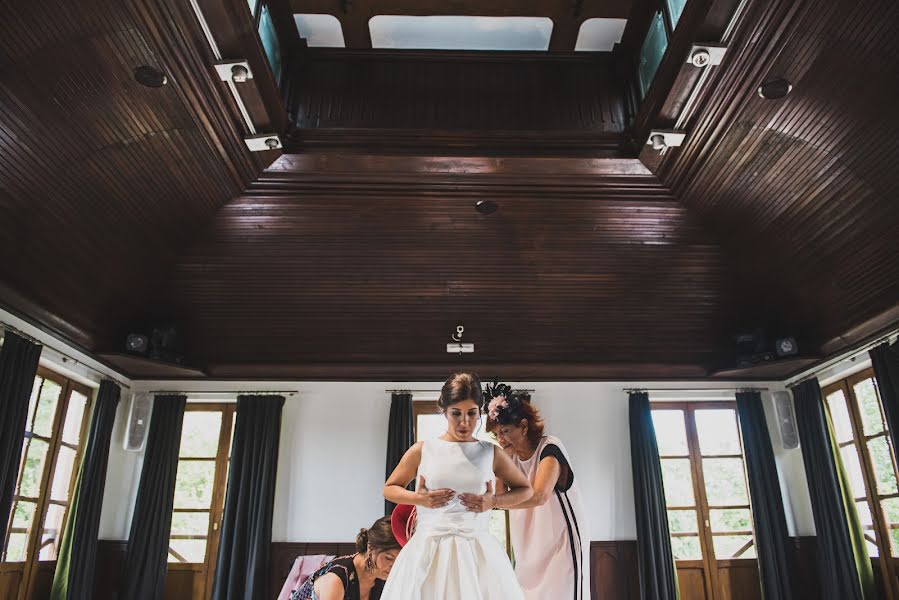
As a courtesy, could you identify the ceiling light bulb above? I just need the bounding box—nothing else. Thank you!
[691,49,711,68]
[264,137,280,149]
[231,64,250,83]
[650,134,667,151]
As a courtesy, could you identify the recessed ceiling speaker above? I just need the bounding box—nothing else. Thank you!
[124,393,153,452]
[758,78,792,99]
[775,337,798,357]
[772,390,800,449]
[125,333,149,355]
[134,65,168,88]
[476,200,498,215]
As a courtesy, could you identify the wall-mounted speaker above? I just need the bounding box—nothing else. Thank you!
[772,391,799,450]
[124,393,153,452]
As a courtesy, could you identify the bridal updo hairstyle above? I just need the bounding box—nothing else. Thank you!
[355,516,401,554]
[437,372,484,411]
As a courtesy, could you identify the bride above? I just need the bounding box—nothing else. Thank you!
[380,372,533,600]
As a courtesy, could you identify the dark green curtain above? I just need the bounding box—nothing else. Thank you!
[51,379,121,600]
[385,391,413,515]
[0,331,42,538]
[211,395,284,600]
[121,394,186,600]
[735,391,793,600]
[792,379,875,600]
[629,391,679,600]
[871,341,899,458]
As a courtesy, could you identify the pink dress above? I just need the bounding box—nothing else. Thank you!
[509,436,588,600]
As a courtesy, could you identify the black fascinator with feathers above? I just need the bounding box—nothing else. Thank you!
[482,379,529,424]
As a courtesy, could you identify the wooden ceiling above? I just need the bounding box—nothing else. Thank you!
[0,0,897,380]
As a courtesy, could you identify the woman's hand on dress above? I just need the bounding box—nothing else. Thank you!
[459,481,496,513]
[416,475,455,508]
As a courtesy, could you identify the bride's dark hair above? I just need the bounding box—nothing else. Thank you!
[437,372,484,411]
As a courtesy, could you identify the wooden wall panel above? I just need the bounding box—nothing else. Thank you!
[287,51,631,156]
[590,541,639,599]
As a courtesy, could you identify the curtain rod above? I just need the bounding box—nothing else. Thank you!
[1,323,130,388]
[785,328,899,388]
[386,389,536,394]
[147,390,298,396]
[623,387,768,393]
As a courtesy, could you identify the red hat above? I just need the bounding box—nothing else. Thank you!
[390,504,417,547]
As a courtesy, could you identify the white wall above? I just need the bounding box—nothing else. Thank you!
[107,379,816,543]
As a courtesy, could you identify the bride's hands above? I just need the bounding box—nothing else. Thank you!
[460,481,496,513]
[416,475,455,509]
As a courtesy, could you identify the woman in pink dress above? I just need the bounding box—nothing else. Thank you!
[486,383,588,600]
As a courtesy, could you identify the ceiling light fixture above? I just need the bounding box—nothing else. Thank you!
[475,200,498,215]
[758,78,792,99]
[646,130,686,152]
[133,66,167,88]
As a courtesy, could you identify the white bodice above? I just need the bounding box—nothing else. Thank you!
[415,438,495,534]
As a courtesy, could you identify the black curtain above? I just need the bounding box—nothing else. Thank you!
[51,380,121,600]
[629,391,679,600]
[736,391,794,600]
[0,331,42,536]
[792,379,874,600]
[121,395,187,600]
[871,341,899,459]
[211,395,284,600]
[385,391,413,515]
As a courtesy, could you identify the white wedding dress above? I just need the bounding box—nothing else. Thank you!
[380,438,525,600]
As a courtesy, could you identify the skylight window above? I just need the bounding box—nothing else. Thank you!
[575,18,628,51]
[294,14,346,48]
[369,16,553,51]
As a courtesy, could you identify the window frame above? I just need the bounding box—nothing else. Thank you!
[167,402,235,600]
[651,400,757,596]
[1,366,93,600]
[822,367,899,597]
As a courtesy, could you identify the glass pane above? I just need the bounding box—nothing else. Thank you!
[62,391,88,444]
[19,438,49,497]
[39,504,66,561]
[867,437,898,494]
[839,445,867,499]
[857,500,874,529]
[575,18,628,52]
[11,500,36,529]
[168,539,208,563]
[50,446,78,502]
[855,378,885,435]
[670,535,702,560]
[259,4,282,85]
[33,379,62,437]
[173,461,217,509]
[488,510,508,552]
[369,15,554,51]
[710,508,752,532]
[826,390,854,444]
[171,511,211,536]
[638,11,668,97]
[27,377,41,430]
[881,498,899,557]
[667,510,698,533]
[865,534,880,557]
[4,533,28,562]
[651,410,688,456]
[180,412,223,457]
[666,0,689,29]
[702,458,749,505]
[695,409,741,455]
[713,535,755,559]
[661,459,695,506]
[294,14,346,48]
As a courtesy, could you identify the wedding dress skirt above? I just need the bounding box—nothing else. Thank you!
[380,439,524,600]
